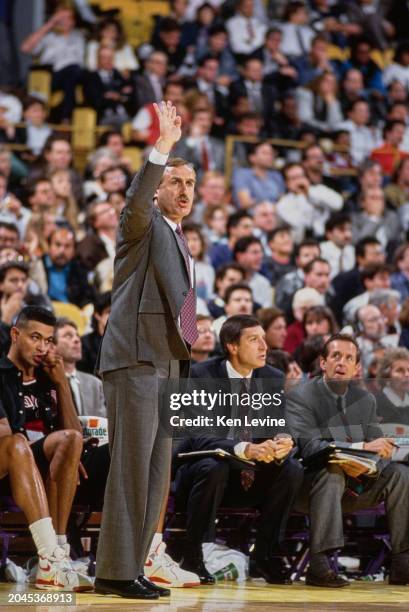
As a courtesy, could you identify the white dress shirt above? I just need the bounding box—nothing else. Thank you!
[226,15,266,55]
[149,147,195,284]
[320,241,355,279]
[337,120,381,165]
[66,370,82,414]
[86,41,139,72]
[226,360,253,459]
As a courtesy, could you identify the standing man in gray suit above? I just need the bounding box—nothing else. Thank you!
[94,101,198,599]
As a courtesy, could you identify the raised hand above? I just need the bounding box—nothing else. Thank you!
[153,100,182,154]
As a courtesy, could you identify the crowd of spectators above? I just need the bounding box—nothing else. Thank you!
[1,0,409,589]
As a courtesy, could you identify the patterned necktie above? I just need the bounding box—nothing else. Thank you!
[201,139,210,171]
[176,225,199,346]
[246,18,255,44]
[238,378,255,491]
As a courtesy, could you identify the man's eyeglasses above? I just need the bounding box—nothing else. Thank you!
[197,327,215,335]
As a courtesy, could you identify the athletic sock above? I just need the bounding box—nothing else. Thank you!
[29,517,58,558]
[149,533,163,556]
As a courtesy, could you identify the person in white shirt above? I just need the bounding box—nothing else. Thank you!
[276,163,342,241]
[21,8,85,120]
[22,97,52,157]
[279,1,315,58]
[0,91,22,125]
[226,0,266,58]
[337,99,381,165]
[320,213,355,279]
[86,18,139,76]
[382,44,409,90]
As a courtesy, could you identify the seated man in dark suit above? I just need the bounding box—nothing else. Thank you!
[173,314,304,585]
[376,348,409,427]
[83,46,132,126]
[286,333,409,587]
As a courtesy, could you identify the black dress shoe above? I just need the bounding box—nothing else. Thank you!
[94,577,160,599]
[305,569,350,588]
[180,558,215,585]
[138,575,171,596]
[252,558,292,585]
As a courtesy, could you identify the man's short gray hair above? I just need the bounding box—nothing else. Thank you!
[369,289,401,308]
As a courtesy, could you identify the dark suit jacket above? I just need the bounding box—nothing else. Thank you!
[132,73,161,111]
[173,357,286,472]
[285,376,383,459]
[97,161,191,373]
[330,267,363,324]
[375,390,409,426]
[78,330,102,374]
[83,69,130,120]
[229,77,277,125]
[172,136,225,179]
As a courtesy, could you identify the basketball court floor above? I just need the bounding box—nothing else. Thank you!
[0,581,408,611]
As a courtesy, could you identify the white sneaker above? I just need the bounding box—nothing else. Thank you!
[35,547,94,592]
[144,542,200,588]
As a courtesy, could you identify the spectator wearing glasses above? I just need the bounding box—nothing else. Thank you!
[355,303,397,375]
[191,314,216,363]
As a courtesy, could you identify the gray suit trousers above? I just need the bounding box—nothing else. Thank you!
[296,462,409,555]
[96,361,177,580]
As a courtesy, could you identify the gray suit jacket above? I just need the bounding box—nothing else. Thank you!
[97,161,191,373]
[76,371,106,418]
[351,209,402,246]
[285,377,383,460]
[173,137,225,180]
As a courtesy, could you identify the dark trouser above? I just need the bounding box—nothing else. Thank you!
[174,456,304,559]
[96,361,177,581]
[52,64,82,119]
[295,463,409,555]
